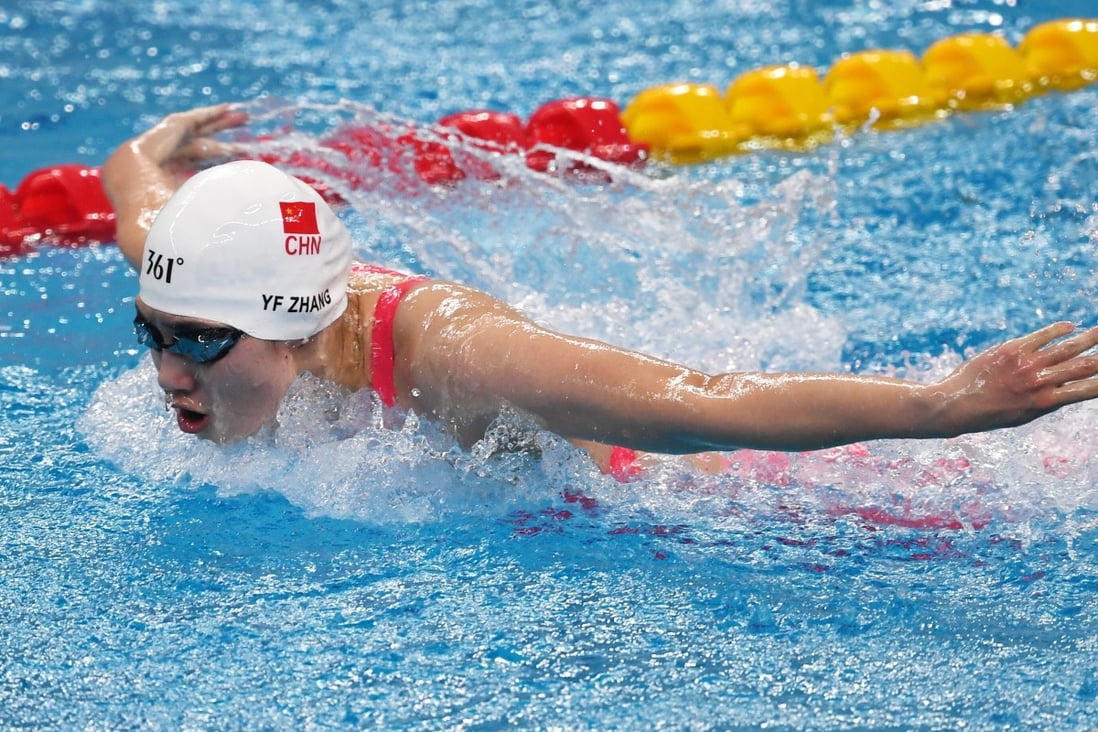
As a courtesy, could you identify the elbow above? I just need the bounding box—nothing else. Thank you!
[101,142,142,206]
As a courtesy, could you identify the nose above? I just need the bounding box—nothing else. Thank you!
[154,350,198,394]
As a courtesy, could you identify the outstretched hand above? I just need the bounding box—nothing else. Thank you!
[131,103,248,174]
[932,321,1098,435]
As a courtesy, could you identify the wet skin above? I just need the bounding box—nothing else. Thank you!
[137,300,300,443]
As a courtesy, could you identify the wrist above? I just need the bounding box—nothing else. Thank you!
[913,381,964,439]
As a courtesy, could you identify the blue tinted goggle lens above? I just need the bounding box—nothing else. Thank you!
[133,313,243,364]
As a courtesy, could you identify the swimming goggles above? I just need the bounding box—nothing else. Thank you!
[133,310,244,365]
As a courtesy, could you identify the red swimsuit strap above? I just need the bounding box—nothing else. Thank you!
[369,273,428,407]
[363,263,644,475]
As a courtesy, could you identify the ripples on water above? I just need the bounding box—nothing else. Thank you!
[4,0,1098,727]
[67,97,1096,537]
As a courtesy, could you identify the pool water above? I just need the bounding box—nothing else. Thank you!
[3,0,1098,728]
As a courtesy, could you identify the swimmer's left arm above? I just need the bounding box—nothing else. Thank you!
[102,105,247,269]
[520,320,1098,451]
[394,282,918,451]
[397,285,1098,452]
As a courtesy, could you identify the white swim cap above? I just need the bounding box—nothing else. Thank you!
[139,160,352,340]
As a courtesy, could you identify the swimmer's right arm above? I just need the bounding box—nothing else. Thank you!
[102,105,247,269]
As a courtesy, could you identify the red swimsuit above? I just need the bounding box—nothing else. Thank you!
[351,263,428,407]
[354,263,643,482]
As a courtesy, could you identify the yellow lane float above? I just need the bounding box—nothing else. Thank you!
[824,49,946,125]
[623,18,1098,162]
[725,65,832,147]
[1019,18,1098,90]
[922,33,1035,108]
[619,83,739,163]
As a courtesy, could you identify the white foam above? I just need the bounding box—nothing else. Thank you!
[80,351,1098,536]
[79,358,607,523]
[78,103,1098,532]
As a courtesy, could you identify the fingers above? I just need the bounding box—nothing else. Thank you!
[166,104,247,139]
[178,136,241,161]
[1037,354,1098,388]
[138,104,248,166]
[1061,324,1098,356]
[1029,323,1098,394]
[191,105,249,138]
[1014,320,1076,353]
[1053,372,1098,405]
[1031,323,1098,367]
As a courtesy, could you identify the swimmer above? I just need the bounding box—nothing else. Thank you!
[102,104,1098,472]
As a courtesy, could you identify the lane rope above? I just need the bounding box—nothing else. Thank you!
[2,18,1095,254]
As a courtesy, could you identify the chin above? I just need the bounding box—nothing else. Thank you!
[207,417,277,445]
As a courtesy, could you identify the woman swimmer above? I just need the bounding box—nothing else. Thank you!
[102,104,1098,471]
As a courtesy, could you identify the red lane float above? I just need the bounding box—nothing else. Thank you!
[1,97,649,254]
[4,17,1095,254]
[522,97,646,176]
[1,164,116,255]
[279,96,647,195]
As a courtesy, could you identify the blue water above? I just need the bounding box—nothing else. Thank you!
[3,0,1098,728]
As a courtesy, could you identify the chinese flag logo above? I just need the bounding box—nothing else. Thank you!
[280,201,319,235]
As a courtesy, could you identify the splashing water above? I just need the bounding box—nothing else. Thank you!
[9,2,1098,727]
[237,100,849,368]
[79,102,1098,540]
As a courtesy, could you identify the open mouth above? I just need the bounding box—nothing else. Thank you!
[175,407,210,435]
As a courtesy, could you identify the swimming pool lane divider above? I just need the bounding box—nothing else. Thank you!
[621,18,1098,163]
[1,18,1095,256]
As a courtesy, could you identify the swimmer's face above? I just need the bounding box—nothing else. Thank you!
[135,300,300,443]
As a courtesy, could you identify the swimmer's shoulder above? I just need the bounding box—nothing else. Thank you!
[346,261,416,292]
